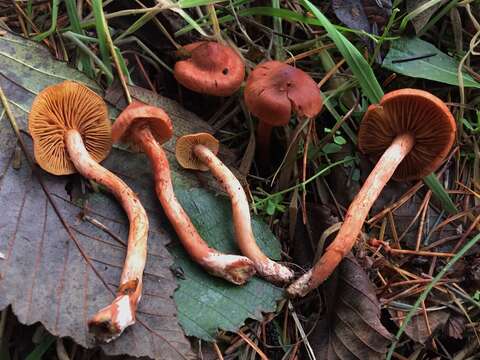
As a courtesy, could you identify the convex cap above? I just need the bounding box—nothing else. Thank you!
[244,61,323,126]
[112,101,173,149]
[176,133,219,171]
[358,89,456,180]
[174,41,245,96]
[28,81,112,175]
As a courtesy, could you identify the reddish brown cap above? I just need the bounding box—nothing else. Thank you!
[176,133,219,171]
[358,89,456,181]
[28,81,112,176]
[174,41,245,96]
[112,101,173,150]
[244,61,323,127]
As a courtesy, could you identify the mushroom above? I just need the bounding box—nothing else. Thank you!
[244,60,323,163]
[287,89,456,297]
[174,41,245,96]
[176,133,294,284]
[111,101,256,285]
[28,81,149,342]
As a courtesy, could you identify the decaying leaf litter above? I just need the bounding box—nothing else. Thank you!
[0,0,479,359]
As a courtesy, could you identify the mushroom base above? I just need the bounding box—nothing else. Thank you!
[201,253,257,285]
[88,294,135,343]
[193,144,294,284]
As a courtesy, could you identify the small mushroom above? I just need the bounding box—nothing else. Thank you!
[174,41,245,96]
[176,133,294,284]
[28,81,149,342]
[244,61,323,163]
[112,101,256,285]
[287,89,456,297]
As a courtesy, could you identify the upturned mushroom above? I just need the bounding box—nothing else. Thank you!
[174,41,245,96]
[28,81,149,342]
[244,61,323,163]
[287,89,456,297]
[176,133,294,284]
[111,101,256,285]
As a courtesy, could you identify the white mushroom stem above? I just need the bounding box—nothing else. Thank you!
[287,133,415,297]
[193,144,294,283]
[65,129,149,342]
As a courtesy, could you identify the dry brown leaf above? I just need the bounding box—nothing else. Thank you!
[310,255,393,360]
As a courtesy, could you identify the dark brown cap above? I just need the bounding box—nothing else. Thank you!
[28,81,112,175]
[175,133,219,171]
[244,61,323,126]
[112,101,173,149]
[174,41,245,96]
[358,89,456,180]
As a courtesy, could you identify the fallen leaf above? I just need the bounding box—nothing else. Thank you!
[332,0,370,32]
[0,30,284,358]
[172,187,283,340]
[444,314,466,339]
[310,255,393,360]
[389,309,450,344]
[332,0,391,32]
[383,37,480,88]
[362,0,392,26]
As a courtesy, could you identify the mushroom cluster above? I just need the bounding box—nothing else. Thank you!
[28,35,456,345]
[111,102,256,285]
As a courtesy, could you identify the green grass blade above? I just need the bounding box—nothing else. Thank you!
[62,31,114,83]
[399,0,444,32]
[386,231,480,359]
[300,0,384,104]
[156,0,208,36]
[114,47,133,84]
[177,0,227,7]
[423,173,458,214]
[91,0,113,83]
[173,7,208,36]
[25,334,55,360]
[64,0,94,78]
[271,0,284,60]
[174,7,390,39]
[114,8,162,43]
[26,0,33,33]
[32,0,60,41]
[417,0,459,36]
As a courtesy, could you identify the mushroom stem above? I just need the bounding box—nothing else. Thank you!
[64,129,148,341]
[287,133,415,297]
[131,126,256,285]
[192,144,294,283]
[256,121,273,164]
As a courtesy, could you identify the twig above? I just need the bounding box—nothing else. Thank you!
[237,330,269,360]
[212,342,224,360]
[287,301,315,360]
[415,191,432,251]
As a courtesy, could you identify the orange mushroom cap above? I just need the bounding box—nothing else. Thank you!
[28,81,112,176]
[358,89,456,181]
[174,41,245,96]
[175,133,219,171]
[244,61,323,126]
[112,101,173,149]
